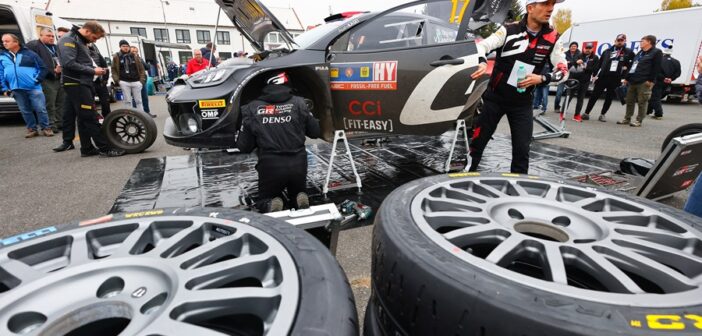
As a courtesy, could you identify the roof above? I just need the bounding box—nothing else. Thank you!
[41,0,304,31]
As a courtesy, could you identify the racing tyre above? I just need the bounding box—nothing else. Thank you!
[661,123,702,152]
[0,208,358,336]
[367,173,702,336]
[103,109,158,154]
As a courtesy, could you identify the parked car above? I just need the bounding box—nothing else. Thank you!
[160,0,511,149]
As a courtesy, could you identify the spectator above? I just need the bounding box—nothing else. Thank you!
[0,33,52,138]
[166,60,178,81]
[200,42,217,67]
[619,35,662,127]
[647,44,681,119]
[87,43,111,118]
[26,27,64,133]
[130,46,155,117]
[696,56,702,104]
[186,49,209,75]
[237,50,248,58]
[56,27,70,39]
[55,21,124,157]
[572,42,599,121]
[533,63,550,115]
[583,34,635,122]
[554,42,580,111]
[111,40,145,112]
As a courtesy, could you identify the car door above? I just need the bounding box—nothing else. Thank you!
[327,0,487,136]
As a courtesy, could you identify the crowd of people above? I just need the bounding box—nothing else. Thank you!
[535,33,693,126]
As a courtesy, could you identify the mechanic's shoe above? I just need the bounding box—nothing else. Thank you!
[616,119,631,125]
[598,115,607,122]
[629,121,642,127]
[99,148,126,157]
[581,113,590,121]
[268,197,284,213]
[652,115,663,120]
[572,114,583,122]
[81,148,100,157]
[42,128,54,137]
[295,192,310,210]
[53,142,75,152]
[554,105,561,112]
[25,129,38,138]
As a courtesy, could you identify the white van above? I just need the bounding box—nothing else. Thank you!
[560,7,702,102]
[0,1,70,115]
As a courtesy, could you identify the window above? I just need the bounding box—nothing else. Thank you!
[176,29,191,44]
[264,32,280,43]
[216,31,230,45]
[196,30,211,44]
[160,51,172,63]
[179,51,193,65]
[154,28,169,42]
[332,1,461,52]
[219,52,232,60]
[130,27,147,38]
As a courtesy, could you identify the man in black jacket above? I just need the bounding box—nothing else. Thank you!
[554,41,580,111]
[54,21,124,157]
[236,72,321,212]
[572,42,599,121]
[88,43,110,118]
[647,45,681,119]
[584,34,634,122]
[26,28,64,133]
[618,35,663,127]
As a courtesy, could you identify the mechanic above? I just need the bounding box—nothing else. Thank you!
[236,72,321,213]
[571,42,599,121]
[469,0,568,174]
[583,34,634,122]
[619,35,663,127]
[87,43,111,118]
[647,44,681,120]
[55,21,124,157]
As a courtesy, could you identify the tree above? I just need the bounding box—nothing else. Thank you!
[552,8,572,34]
[661,0,694,10]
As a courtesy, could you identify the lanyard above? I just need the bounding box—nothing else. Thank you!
[44,44,56,57]
[635,51,645,63]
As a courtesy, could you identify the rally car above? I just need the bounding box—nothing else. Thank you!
[163,0,511,148]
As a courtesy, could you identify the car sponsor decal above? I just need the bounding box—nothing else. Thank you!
[200,109,220,120]
[449,172,481,178]
[256,104,293,115]
[673,164,699,177]
[198,99,226,109]
[343,118,393,132]
[124,209,165,219]
[348,100,382,116]
[628,314,702,332]
[79,215,114,226]
[1,226,57,247]
[330,61,397,91]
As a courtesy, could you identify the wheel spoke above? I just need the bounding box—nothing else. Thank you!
[183,253,274,289]
[443,224,503,247]
[424,196,483,213]
[486,235,525,266]
[543,244,568,285]
[612,237,702,279]
[575,247,644,294]
[69,232,92,266]
[444,185,489,203]
[0,258,45,283]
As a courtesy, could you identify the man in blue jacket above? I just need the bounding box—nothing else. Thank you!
[0,33,51,138]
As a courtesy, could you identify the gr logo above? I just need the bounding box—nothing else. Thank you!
[201,109,220,119]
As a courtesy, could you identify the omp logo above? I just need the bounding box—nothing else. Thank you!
[198,99,226,109]
[201,109,219,119]
[630,314,702,331]
[1,227,57,247]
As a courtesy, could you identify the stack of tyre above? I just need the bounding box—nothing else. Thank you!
[0,208,357,336]
[365,174,702,335]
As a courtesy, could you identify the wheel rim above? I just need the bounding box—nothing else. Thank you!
[0,216,300,335]
[411,175,702,307]
[108,115,148,149]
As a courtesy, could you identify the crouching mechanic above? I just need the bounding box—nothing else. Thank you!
[469,0,568,174]
[236,73,321,212]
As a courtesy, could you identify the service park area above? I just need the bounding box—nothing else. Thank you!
[1,0,702,335]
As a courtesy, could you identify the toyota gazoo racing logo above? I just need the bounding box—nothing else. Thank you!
[266,72,289,85]
[257,105,277,115]
[256,104,294,116]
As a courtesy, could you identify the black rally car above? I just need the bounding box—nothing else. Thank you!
[164,0,511,148]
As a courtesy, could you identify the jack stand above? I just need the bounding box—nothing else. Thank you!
[533,79,579,140]
[323,130,362,199]
[445,119,472,173]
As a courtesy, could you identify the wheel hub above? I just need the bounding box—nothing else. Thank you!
[125,124,139,137]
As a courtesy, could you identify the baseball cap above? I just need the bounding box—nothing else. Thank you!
[526,0,565,4]
[616,34,627,41]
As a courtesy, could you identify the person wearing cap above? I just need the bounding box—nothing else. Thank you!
[553,41,580,111]
[111,40,145,112]
[236,72,321,213]
[571,42,599,121]
[618,35,663,127]
[469,0,568,174]
[584,34,635,122]
[647,44,681,119]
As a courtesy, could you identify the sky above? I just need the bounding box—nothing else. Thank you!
[262,0,668,27]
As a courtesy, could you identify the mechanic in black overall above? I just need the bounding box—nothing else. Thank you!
[236,72,321,213]
[469,0,568,174]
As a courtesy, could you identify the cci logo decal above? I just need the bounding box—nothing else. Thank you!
[348,100,382,116]
[630,314,702,331]
[198,99,226,109]
[330,61,397,91]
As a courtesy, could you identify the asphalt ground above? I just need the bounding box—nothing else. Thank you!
[0,94,700,331]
